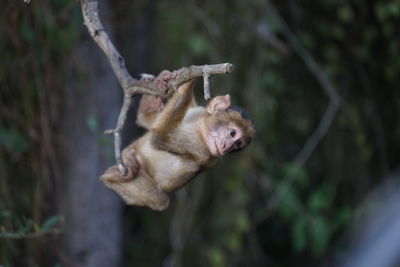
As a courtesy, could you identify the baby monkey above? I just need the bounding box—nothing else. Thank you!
[101,79,255,211]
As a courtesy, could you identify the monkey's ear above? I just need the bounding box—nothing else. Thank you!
[207,94,231,114]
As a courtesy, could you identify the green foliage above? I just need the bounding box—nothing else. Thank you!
[187,34,211,56]
[375,2,400,21]
[277,185,300,220]
[0,128,29,156]
[0,0,80,264]
[2,0,400,266]
[41,215,63,231]
[337,4,353,23]
[291,216,307,252]
[0,211,62,239]
[207,247,226,267]
[308,185,333,213]
[309,215,331,256]
[86,113,99,132]
[274,165,339,256]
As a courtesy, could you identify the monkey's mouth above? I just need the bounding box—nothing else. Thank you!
[212,140,223,156]
[214,140,227,156]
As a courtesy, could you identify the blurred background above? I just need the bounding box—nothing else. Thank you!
[1,0,400,266]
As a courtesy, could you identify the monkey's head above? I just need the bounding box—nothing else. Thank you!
[202,94,255,157]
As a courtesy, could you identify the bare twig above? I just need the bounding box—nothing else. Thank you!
[80,0,234,175]
[267,2,340,168]
[260,3,341,215]
[81,0,137,90]
[254,23,290,55]
[106,95,133,174]
[203,72,211,100]
[189,5,221,39]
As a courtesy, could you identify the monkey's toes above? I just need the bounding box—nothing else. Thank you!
[124,151,140,178]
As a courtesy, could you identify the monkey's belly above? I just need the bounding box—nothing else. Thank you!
[141,140,199,193]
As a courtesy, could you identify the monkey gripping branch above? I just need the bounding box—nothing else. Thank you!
[81,0,235,176]
[80,0,255,211]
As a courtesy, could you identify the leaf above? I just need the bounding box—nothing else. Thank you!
[0,210,12,221]
[187,34,210,56]
[387,2,400,16]
[86,113,99,132]
[277,184,300,220]
[375,3,386,21]
[310,215,331,256]
[0,128,29,154]
[337,5,353,23]
[41,215,62,230]
[292,216,307,253]
[207,247,226,267]
[226,232,241,252]
[282,163,309,188]
[17,219,33,234]
[299,32,316,49]
[334,207,353,229]
[20,18,35,43]
[235,211,249,233]
[307,185,333,212]
[33,222,40,233]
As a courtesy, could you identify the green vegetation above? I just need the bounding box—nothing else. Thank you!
[1,0,400,266]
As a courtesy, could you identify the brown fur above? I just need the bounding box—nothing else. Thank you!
[101,79,255,211]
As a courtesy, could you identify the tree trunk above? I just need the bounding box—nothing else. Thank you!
[55,2,123,266]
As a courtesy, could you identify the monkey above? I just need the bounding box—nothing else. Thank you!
[101,79,255,211]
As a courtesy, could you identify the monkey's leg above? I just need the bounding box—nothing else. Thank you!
[118,176,170,211]
[102,170,169,211]
[101,148,169,211]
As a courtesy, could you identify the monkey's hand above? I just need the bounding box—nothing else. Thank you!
[102,148,140,183]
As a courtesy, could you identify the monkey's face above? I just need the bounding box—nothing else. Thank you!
[203,111,254,157]
[207,122,246,156]
[204,95,255,157]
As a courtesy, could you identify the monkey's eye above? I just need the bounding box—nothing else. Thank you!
[229,129,236,137]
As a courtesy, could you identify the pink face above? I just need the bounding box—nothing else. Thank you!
[205,122,247,156]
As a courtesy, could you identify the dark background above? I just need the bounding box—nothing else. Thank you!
[1,0,400,266]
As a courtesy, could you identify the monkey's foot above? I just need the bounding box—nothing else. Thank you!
[121,148,140,180]
[102,171,170,211]
[138,95,164,114]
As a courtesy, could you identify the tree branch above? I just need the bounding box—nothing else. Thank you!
[81,0,137,90]
[266,2,341,168]
[80,0,234,175]
[258,3,341,218]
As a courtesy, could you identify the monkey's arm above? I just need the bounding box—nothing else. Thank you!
[136,91,196,130]
[152,79,196,134]
[150,79,197,153]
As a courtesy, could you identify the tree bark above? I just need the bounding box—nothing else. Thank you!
[55,2,123,266]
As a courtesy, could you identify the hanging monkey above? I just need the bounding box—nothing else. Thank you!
[101,79,255,211]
